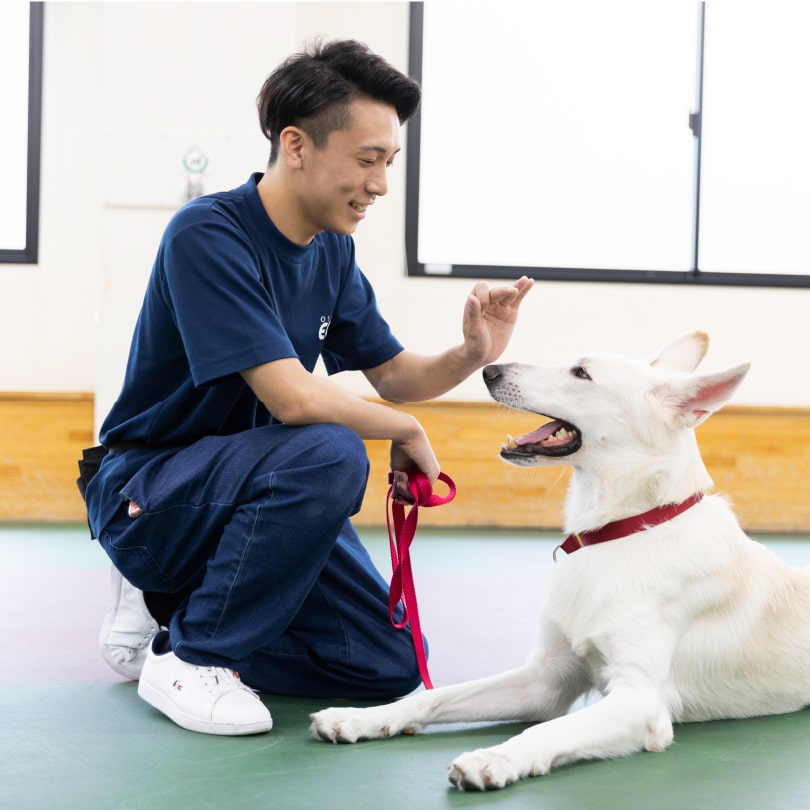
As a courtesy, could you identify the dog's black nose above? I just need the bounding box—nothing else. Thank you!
[482,365,502,385]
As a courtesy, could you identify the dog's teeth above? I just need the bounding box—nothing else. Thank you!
[505,434,518,449]
[544,426,577,444]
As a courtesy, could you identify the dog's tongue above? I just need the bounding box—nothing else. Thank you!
[516,420,566,446]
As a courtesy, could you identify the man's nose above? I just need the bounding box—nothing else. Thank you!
[367,167,388,197]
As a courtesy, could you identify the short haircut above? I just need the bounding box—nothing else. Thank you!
[257,39,421,165]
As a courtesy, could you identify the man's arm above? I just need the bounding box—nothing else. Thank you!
[364,277,533,403]
[240,277,532,491]
[241,357,440,484]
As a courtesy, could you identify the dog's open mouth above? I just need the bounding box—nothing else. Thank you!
[501,418,582,459]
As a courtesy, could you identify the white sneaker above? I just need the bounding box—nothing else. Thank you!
[99,565,160,680]
[137,633,274,736]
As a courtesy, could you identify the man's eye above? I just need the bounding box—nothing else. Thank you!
[572,366,591,380]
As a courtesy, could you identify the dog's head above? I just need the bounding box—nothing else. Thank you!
[483,331,750,469]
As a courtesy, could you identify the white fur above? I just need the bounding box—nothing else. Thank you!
[310,331,810,791]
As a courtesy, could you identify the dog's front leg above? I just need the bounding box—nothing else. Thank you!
[311,629,589,744]
[448,680,673,790]
[310,664,570,743]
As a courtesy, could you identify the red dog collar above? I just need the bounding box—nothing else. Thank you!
[555,492,704,560]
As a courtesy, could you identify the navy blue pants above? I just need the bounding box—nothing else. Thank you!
[97,424,423,699]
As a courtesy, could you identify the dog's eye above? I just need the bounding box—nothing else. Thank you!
[572,366,591,381]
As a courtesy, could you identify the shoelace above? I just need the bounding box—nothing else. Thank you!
[201,666,258,696]
[386,470,456,690]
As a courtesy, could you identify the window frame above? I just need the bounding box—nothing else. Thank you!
[0,2,44,265]
[404,1,810,288]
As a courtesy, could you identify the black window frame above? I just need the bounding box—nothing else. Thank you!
[405,1,810,288]
[1,2,44,265]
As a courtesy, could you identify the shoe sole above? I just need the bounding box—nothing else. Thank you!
[137,679,274,736]
[99,567,159,680]
[101,646,148,681]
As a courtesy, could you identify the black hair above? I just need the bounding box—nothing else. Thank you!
[256,39,421,165]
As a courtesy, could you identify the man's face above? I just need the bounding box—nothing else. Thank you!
[296,97,401,239]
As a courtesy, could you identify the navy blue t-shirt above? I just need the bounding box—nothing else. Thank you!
[100,173,403,448]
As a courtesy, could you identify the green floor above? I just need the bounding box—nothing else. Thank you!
[3,524,810,809]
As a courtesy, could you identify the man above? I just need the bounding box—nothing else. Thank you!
[84,39,532,737]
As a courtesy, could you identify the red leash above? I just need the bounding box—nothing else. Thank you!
[386,470,456,690]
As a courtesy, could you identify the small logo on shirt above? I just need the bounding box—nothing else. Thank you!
[319,316,332,341]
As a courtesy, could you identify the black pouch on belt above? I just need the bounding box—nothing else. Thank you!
[76,445,109,500]
[76,445,109,538]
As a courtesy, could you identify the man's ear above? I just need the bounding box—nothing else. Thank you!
[279,126,306,168]
[652,363,751,429]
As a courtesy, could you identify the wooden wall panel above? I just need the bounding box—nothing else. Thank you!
[354,402,570,530]
[0,393,95,521]
[353,402,810,534]
[1,393,808,532]
[692,408,810,533]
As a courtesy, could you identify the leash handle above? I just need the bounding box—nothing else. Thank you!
[386,470,457,690]
[388,470,456,507]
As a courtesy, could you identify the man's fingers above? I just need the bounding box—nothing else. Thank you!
[391,470,415,504]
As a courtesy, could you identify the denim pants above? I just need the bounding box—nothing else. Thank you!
[97,423,423,699]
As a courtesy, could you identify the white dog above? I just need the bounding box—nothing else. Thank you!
[311,331,810,791]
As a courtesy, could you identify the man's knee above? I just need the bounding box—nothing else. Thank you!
[317,423,368,466]
[302,424,370,498]
[358,628,427,699]
[374,651,425,699]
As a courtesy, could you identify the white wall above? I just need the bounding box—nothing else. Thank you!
[2,1,809,442]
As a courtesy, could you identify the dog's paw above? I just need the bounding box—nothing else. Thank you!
[310,707,376,743]
[310,706,415,744]
[448,749,521,791]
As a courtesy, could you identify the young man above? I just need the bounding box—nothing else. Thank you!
[84,39,532,736]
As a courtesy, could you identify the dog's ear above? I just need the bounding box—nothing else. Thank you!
[653,363,751,428]
[649,331,710,372]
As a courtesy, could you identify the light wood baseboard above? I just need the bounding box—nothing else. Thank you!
[2,393,808,532]
[0,392,95,522]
